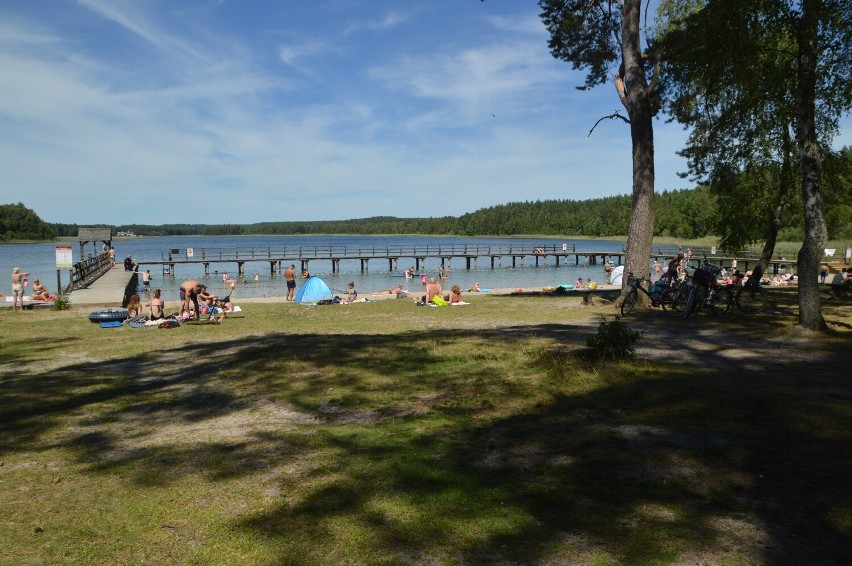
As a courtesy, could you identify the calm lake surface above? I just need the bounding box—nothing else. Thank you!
[2,235,629,300]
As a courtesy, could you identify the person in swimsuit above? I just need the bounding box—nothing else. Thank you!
[142,270,151,292]
[146,289,165,320]
[11,267,30,311]
[424,277,443,303]
[126,293,143,317]
[31,278,50,300]
[665,253,685,285]
[284,264,296,301]
[179,279,203,320]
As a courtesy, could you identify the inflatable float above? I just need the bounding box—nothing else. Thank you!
[88,308,129,323]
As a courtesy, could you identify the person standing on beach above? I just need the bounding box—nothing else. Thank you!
[665,253,684,285]
[179,279,203,320]
[11,267,30,311]
[604,260,612,284]
[284,264,296,301]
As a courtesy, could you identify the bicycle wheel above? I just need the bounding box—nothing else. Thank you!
[709,286,732,316]
[667,285,690,317]
[621,289,638,316]
[736,285,767,314]
[682,285,698,319]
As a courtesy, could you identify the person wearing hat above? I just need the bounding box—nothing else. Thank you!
[31,278,50,301]
[11,267,30,311]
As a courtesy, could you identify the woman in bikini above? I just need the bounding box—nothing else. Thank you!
[146,289,165,320]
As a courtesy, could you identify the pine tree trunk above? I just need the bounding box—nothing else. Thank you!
[617,0,655,307]
[795,0,828,331]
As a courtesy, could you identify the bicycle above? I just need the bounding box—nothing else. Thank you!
[679,260,732,319]
[620,273,685,316]
[729,280,767,314]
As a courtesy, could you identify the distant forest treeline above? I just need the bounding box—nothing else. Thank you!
[43,188,717,239]
[2,181,850,243]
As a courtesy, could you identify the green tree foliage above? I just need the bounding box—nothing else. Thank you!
[0,203,55,241]
[822,146,852,240]
[539,0,663,305]
[657,0,852,330]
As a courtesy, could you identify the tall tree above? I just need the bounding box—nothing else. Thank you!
[658,0,852,330]
[539,0,661,305]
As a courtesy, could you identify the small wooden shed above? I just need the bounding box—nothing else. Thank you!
[77,228,112,259]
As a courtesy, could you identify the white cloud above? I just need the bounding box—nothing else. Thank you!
[77,0,214,64]
[278,40,331,77]
[0,2,716,224]
[344,10,411,35]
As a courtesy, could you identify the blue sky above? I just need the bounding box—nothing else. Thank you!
[1,1,849,225]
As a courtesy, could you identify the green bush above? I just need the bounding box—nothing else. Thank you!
[52,292,71,311]
[586,316,642,360]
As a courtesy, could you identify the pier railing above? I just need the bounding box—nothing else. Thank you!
[161,243,584,261]
[69,251,112,291]
[160,243,767,262]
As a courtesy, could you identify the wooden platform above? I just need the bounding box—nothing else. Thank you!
[69,267,136,307]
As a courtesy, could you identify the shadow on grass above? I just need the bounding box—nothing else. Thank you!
[1,314,850,564]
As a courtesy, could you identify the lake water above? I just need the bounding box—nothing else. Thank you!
[2,235,629,300]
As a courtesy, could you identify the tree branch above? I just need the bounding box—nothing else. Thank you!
[588,111,631,136]
[647,57,662,95]
[614,63,628,108]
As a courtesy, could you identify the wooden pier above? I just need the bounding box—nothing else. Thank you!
[138,243,630,277]
[68,267,137,307]
[133,243,789,278]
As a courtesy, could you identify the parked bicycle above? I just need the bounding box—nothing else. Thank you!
[728,280,767,314]
[620,273,686,316]
[678,260,732,319]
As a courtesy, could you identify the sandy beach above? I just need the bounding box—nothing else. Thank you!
[226,283,623,305]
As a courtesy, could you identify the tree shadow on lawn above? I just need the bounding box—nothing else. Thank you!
[1,318,850,564]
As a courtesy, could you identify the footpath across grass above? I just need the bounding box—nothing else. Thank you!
[1,291,850,565]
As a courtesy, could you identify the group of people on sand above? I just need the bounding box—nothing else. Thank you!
[7,267,55,311]
[574,277,598,290]
[417,277,465,305]
[177,279,235,320]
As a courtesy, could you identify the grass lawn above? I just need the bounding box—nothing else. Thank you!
[1,289,850,565]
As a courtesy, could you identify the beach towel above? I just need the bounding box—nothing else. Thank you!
[431,295,449,306]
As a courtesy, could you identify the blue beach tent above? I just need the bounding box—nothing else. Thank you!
[294,276,334,304]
